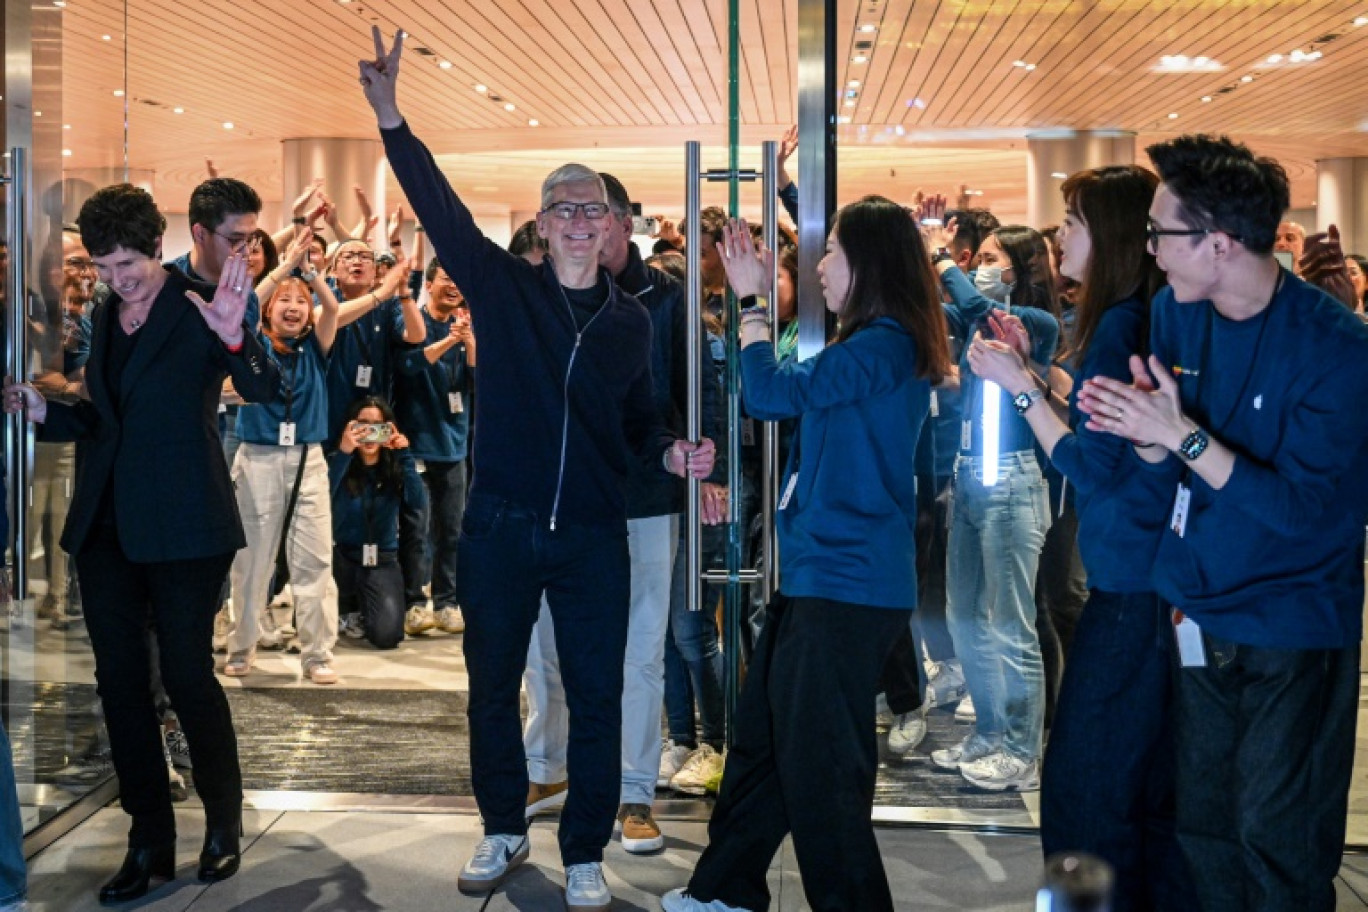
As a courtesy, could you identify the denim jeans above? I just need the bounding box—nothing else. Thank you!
[0,716,25,907]
[334,548,405,649]
[946,451,1049,760]
[458,492,630,866]
[1175,638,1358,912]
[1041,590,1192,912]
[664,516,726,750]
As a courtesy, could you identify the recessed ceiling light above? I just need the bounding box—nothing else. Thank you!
[908,97,926,109]
[1356,15,1368,26]
[504,103,515,111]
[101,34,111,40]
[52,1,65,7]
[844,99,856,107]
[222,121,234,129]
[112,90,123,97]
[528,119,539,127]
[33,110,41,116]
[894,125,905,136]
[1155,54,1223,73]
[1012,60,1037,70]
[859,24,877,32]
[173,106,184,113]
[62,123,70,129]
[1168,112,1180,119]
[1267,53,1283,64]
[848,80,861,87]
[1201,95,1212,102]
[475,84,487,93]
[1241,74,1254,82]
[61,149,72,156]
[1051,172,1067,179]
[852,55,867,64]
[837,115,852,123]
[439,61,452,69]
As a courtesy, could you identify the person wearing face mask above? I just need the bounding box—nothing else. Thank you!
[968,166,1194,910]
[921,218,1060,793]
[222,270,342,684]
[662,202,951,912]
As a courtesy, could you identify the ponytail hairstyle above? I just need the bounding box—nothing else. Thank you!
[831,195,952,383]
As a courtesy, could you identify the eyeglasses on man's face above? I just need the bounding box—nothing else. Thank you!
[541,202,610,221]
[63,256,96,273]
[212,228,262,253]
[337,250,376,264]
[1145,219,1211,253]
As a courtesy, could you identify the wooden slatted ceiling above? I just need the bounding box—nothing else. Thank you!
[57,0,1368,221]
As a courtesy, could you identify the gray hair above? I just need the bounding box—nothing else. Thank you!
[540,164,606,210]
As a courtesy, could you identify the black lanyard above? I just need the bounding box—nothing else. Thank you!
[281,348,301,424]
[1196,272,1281,435]
[360,479,377,543]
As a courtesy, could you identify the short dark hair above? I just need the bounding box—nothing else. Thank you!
[508,219,546,258]
[77,183,166,258]
[944,207,999,257]
[1145,134,1289,255]
[187,177,262,232]
[425,255,446,283]
[599,172,632,218]
[651,238,680,255]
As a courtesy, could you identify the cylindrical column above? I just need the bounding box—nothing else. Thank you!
[1316,158,1368,255]
[1026,131,1135,228]
[282,138,386,240]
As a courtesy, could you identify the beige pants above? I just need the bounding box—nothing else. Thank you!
[227,442,337,670]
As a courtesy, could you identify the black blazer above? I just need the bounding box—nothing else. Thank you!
[40,266,281,562]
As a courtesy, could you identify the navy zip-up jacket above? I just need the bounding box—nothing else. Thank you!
[1048,296,1169,593]
[381,121,673,528]
[1145,272,1368,648]
[742,318,928,610]
[615,243,722,519]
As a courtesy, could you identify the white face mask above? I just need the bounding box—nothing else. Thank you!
[974,265,1011,302]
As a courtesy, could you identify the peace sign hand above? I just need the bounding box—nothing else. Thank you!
[358,26,406,129]
[186,253,250,347]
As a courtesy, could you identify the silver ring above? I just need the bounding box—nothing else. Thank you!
[233,285,243,292]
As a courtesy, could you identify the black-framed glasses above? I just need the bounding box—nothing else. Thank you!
[212,228,262,253]
[1145,220,1211,252]
[337,250,376,264]
[63,256,96,272]
[541,201,610,221]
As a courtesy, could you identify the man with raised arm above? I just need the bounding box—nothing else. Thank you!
[357,28,715,912]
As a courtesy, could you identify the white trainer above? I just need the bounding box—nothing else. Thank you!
[887,708,927,755]
[930,732,996,771]
[925,659,967,707]
[404,605,436,636]
[660,887,753,911]
[954,694,977,721]
[564,861,611,911]
[457,834,529,894]
[960,751,1040,792]
[435,606,465,634]
[658,739,692,787]
[670,744,723,795]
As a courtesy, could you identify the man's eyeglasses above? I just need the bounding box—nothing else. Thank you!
[541,202,610,221]
[63,257,96,272]
[1145,219,1244,252]
[337,250,376,264]
[212,228,262,253]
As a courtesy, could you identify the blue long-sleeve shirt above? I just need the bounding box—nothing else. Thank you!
[328,448,427,553]
[742,317,928,610]
[939,266,1059,460]
[393,307,472,463]
[1048,297,1169,593]
[1145,272,1368,648]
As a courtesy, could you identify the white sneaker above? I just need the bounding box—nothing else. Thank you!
[960,751,1040,792]
[930,732,996,771]
[670,744,723,795]
[405,605,436,636]
[954,694,976,721]
[435,606,465,634]
[660,888,753,911]
[926,659,967,707]
[339,612,366,639]
[457,834,529,895]
[565,862,611,910]
[887,708,927,755]
[658,739,692,787]
[875,692,895,726]
[212,606,234,653]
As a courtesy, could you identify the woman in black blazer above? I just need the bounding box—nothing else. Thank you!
[4,184,280,904]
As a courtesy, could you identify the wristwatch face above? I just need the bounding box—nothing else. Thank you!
[1180,429,1208,460]
[1012,391,1034,415]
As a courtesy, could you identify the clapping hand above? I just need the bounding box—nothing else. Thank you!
[186,253,250,346]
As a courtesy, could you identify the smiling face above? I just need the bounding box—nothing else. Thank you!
[193,211,258,283]
[816,225,851,316]
[537,179,609,269]
[265,278,313,339]
[62,232,96,307]
[333,241,376,293]
[426,265,465,316]
[92,244,165,308]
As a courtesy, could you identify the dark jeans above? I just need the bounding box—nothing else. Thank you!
[1175,637,1358,912]
[76,524,241,847]
[913,475,954,662]
[664,517,726,751]
[1041,590,1192,912]
[334,547,405,649]
[687,594,911,912]
[400,459,466,610]
[458,492,630,866]
[1035,497,1087,727]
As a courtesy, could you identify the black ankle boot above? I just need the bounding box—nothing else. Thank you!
[197,819,243,883]
[98,842,175,904]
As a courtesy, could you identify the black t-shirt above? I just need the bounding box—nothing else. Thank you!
[562,278,610,331]
[103,312,143,410]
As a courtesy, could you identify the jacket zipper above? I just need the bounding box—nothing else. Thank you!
[549,282,609,531]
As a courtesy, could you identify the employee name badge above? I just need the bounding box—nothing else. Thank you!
[930,389,940,418]
[960,419,972,452]
[741,417,756,447]
[779,473,798,511]
[1169,482,1192,538]
[1171,608,1207,667]
[278,422,297,447]
[355,365,373,388]
[449,391,464,414]
[362,544,379,567]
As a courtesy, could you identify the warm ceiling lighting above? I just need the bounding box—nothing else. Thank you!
[859,24,877,32]
[61,149,72,156]
[1201,95,1212,102]
[1051,172,1067,179]
[222,121,234,130]
[848,79,861,87]
[1241,74,1254,82]
[62,123,70,130]
[1356,15,1368,26]
[504,103,515,111]
[1013,60,1037,71]
[844,99,856,107]
[52,1,65,7]
[1154,54,1222,73]
[907,97,926,109]
[112,89,123,97]
[439,61,452,69]
[528,119,539,127]
[474,84,487,93]
[852,55,868,64]
[173,106,184,113]
[837,115,852,123]
[101,34,111,40]
[1168,112,1180,119]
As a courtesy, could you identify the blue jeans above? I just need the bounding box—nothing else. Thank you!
[458,492,630,866]
[0,716,24,907]
[1175,637,1358,912]
[664,514,726,750]
[946,451,1049,760]
[1041,590,1192,911]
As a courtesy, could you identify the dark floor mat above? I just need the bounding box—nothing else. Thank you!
[876,708,1030,810]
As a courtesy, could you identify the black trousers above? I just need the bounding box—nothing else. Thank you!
[877,623,923,715]
[687,594,911,912]
[76,523,241,847]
